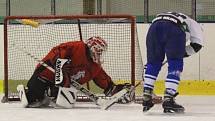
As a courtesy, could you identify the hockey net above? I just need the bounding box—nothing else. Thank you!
[2,15,144,103]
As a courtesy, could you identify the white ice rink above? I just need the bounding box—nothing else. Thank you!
[0,95,215,121]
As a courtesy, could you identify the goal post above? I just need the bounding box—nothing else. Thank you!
[2,15,143,102]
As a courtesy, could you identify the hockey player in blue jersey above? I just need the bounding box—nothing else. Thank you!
[142,12,203,113]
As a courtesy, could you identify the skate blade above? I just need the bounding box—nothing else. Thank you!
[163,108,185,114]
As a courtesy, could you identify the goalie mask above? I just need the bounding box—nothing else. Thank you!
[85,36,108,64]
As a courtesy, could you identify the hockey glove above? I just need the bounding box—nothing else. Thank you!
[117,85,135,104]
[104,83,132,96]
[184,43,202,58]
[184,51,190,58]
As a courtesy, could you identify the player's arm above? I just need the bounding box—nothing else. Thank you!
[92,68,112,91]
[184,19,203,57]
[92,68,129,95]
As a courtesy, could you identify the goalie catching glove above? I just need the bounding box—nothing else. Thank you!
[104,83,134,104]
[117,85,135,104]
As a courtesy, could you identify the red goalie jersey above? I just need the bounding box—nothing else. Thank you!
[36,39,111,89]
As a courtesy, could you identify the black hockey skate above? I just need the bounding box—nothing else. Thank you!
[142,91,154,112]
[17,84,52,108]
[27,96,52,108]
[162,92,185,113]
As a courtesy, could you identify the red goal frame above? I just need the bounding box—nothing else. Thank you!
[2,15,137,102]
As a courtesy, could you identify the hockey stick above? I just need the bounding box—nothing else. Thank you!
[15,19,62,28]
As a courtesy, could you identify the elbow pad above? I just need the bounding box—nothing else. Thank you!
[185,43,202,57]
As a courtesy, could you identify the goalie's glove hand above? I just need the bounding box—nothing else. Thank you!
[117,85,135,104]
[104,83,132,96]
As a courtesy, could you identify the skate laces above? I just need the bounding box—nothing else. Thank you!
[172,92,179,102]
[173,92,179,98]
[164,92,179,104]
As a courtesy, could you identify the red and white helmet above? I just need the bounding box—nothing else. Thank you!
[85,36,108,64]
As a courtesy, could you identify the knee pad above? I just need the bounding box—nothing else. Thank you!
[56,86,78,108]
[167,59,183,78]
[168,59,183,71]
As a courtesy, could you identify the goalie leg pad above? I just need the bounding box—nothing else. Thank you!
[56,86,77,108]
[17,85,29,108]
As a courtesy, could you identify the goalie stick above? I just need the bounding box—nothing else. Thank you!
[13,44,129,110]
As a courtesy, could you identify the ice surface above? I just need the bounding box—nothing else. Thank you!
[0,95,215,121]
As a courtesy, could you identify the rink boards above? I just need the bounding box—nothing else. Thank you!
[1,79,215,95]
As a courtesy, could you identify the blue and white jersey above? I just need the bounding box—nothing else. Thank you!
[153,12,204,56]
